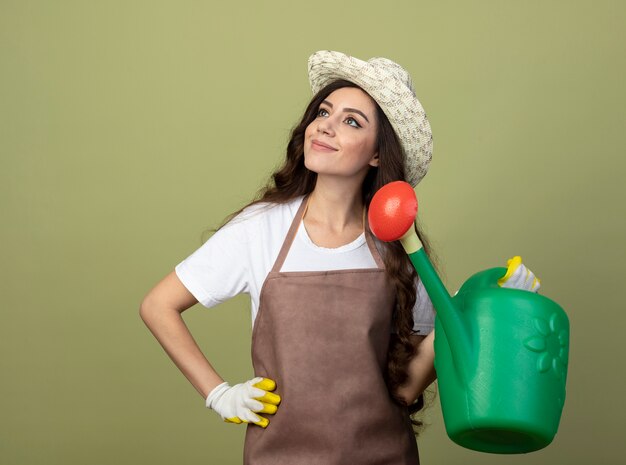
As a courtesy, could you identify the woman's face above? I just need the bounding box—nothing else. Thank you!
[303,86,379,182]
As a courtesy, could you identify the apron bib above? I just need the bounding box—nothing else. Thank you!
[244,195,419,465]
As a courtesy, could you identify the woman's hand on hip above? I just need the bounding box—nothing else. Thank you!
[205,377,281,428]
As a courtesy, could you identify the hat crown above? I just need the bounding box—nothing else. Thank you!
[367,57,416,97]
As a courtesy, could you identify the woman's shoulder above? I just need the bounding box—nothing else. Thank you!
[214,195,304,249]
[226,195,305,230]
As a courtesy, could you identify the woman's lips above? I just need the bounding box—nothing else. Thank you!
[311,140,338,152]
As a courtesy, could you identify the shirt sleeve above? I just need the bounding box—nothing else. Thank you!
[174,215,251,309]
[412,277,435,335]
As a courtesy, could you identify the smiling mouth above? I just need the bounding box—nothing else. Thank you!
[311,140,338,152]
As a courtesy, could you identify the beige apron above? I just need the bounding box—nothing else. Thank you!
[244,195,419,465]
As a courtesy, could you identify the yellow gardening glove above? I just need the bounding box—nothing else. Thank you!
[205,377,281,428]
[497,256,541,292]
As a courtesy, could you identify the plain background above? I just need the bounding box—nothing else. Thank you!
[2,1,625,464]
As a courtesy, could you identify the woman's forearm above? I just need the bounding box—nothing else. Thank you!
[396,330,437,405]
[139,304,224,399]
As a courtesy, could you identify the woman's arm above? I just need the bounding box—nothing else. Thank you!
[394,331,436,405]
[139,270,224,399]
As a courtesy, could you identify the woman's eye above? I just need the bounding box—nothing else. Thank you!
[346,117,361,128]
[317,108,329,117]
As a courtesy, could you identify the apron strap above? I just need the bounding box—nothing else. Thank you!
[364,209,386,270]
[270,194,310,273]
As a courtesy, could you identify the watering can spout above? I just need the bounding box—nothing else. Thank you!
[399,227,474,383]
[366,180,475,384]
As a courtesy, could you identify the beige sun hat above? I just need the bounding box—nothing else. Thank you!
[307,50,433,187]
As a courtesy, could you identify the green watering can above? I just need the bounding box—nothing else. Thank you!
[368,181,569,454]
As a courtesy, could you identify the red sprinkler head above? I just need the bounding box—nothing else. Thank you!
[368,181,418,242]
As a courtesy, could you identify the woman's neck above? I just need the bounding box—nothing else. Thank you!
[304,178,364,234]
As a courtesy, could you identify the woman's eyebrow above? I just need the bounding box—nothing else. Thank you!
[343,108,370,123]
[321,100,370,123]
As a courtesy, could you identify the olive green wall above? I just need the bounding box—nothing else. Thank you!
[2,1,624,464]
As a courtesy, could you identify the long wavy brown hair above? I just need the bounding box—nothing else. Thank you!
[208,79,438,433]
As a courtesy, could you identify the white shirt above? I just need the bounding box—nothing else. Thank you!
[175,196,435,334]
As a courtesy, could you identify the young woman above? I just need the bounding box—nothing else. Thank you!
[140,51,537,464]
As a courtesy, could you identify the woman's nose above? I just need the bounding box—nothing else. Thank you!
[317,118,335,136]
